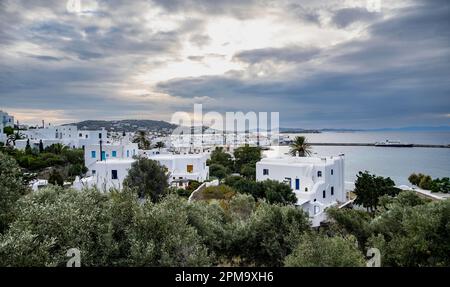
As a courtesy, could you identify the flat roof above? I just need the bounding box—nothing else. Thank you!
[94,159,136,165]
[258,155,343,166]
[149,154,206,160]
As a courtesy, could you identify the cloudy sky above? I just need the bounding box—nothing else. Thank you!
[0,0,449,128]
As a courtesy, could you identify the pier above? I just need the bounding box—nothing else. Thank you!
[279,142,450,148]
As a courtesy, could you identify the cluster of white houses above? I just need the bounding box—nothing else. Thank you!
[0,111,348,227]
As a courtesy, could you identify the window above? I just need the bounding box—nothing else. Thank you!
[305,187,308,192]
[79,133,82,137]
[91,151,96,158]
[263,169,269,175]
[314,206,320,215]
[295,178,300,190]
[111,170,118,180]
[323,190,326,198]
[331,169,334,175]
[127,150,130,157]
[317,171,322,177]
[187,164,193,173]
[112,151,117,157]
[92,170,96,175]
[331,186,334,196]
[284,177,292,187]
[101,151,106,161]
[99,133,102,139]
[85,134,88,139]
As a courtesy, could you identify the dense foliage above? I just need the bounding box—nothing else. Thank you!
[409,173,449,193]
[284,233,365,267]
[353,171,401,212]
[225,176,297,205]
[1,144,86,182]
[1,151,448,267]
[123,157,169,201]
[328,191,450,267]
[0,152,30,233]
[0,185,312,267]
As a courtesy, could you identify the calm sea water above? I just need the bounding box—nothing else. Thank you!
[265,131,450,185]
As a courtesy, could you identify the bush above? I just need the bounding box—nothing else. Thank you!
[285,233,366,267]
[418,175,433,190]
[198,185,236,201]
[0,152,30,233]
[408,173,420,186]
[209,163,228,179]
[123,157,169,201]
[225,176,297,205]
[48,169,64,186]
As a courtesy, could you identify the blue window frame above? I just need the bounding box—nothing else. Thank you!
[295,178,300,190]
[91,151,96,158]
[112,151,117,157]
[101,151,106,161]
[127,150,130,157]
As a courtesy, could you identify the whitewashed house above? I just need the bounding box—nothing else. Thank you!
[256,155,346,227]
[84,142,138,173]
[22,125,107,149]
[0,110,14,128]
[75,145,209,191]
[148,153,209,188]
[73,159,136,191]
[0,121,6,144]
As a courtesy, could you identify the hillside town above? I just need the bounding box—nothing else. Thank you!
[0,109,353,228]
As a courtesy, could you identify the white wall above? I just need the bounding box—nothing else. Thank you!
[256,155,345,226]
[149,154,209,182]
[0,111,14,128]
[84,142,138,172]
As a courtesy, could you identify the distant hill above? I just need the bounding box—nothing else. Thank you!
[65,120,177,132]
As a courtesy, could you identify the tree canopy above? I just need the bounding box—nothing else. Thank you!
[123,157,169,201]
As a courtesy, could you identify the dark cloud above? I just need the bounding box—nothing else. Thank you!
[331,7,380,28]
[233,46,321,64]
[156,0,450,128]
[189,34,212,47]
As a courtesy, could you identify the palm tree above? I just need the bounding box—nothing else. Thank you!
[133,130,151,150]
[154,141,165,150]
[289,136,312,157]
[46,143,68,154]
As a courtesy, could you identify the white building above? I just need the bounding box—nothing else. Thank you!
[73,159,135,191]
[256,155,346,227]
[84,142,138,173]
[0,121,6,144]
[0,110,14,128]
[75,146,209,191]
[148,153,209,187]
[22,125,107,149]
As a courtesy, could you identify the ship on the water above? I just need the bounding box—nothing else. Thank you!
[374,140,413,147]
